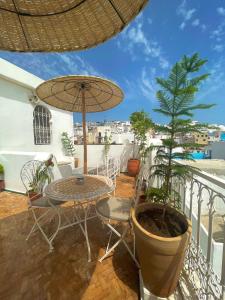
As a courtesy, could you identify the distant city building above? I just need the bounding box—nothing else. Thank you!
[193,132,209,145]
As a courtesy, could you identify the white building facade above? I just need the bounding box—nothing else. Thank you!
[0,58,73,192]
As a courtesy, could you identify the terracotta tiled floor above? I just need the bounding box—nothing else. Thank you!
[0,174,138,300]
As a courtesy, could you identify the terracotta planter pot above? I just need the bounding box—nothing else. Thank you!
[74,157,79,168]
[131,203,192,298]
[127,159,140,177]
[0,180,5,191]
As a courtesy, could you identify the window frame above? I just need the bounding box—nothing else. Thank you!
[33,105,52,145]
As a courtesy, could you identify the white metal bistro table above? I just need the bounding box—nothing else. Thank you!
[45,175,114,261]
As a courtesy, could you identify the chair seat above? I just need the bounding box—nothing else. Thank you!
[96,197,132,221]
[31,196,62,208]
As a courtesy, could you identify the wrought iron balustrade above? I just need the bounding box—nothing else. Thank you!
[150,161,225,300]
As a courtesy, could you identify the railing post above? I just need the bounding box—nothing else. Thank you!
[196,185,203,252]
[189,178,194,220]
[221,216,225,300]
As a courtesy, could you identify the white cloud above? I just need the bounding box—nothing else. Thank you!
[180,22,186,30]
[13,53,103,80]
[118,19,169,69]
[212,44,224,52]
[192,19,200,27]
[199,59,225,99]
[147,18,153,25]
[57,53,103,77]
[140,68,157,101]
[185,9,196,21]
[217,7,225,16]
[177,0,197,30]
[201,24,207,32]
[210,21,225,46]
[159,57,169,70]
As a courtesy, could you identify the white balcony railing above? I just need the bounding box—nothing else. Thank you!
[150,160,225,299]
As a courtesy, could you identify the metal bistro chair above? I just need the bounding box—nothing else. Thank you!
[96,170,146,266]
[20,160,62,252]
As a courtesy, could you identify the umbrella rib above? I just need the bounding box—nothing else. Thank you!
[72,88,81,111]
[42,84,78,100]
[12,0,31,50]
[1,0,88,17]
[87,89,104,111]
[91,86,121,98]
[107,0,126,25]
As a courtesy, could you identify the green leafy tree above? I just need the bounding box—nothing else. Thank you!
[61,132,76,157]
[149,53,215,208]
[130,110,153,161]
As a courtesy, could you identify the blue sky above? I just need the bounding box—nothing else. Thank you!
[0,0,225,124]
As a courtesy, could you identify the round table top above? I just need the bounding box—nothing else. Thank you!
[45,175,114,202]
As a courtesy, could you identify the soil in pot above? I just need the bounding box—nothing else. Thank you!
[138,207,187,238]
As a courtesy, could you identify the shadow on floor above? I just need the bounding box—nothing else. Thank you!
[0,192,138,300]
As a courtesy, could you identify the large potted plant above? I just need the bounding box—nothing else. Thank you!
[132,53,214,297]
[0,164,5,191]
[128,110,152,176]
[61,132,79,168]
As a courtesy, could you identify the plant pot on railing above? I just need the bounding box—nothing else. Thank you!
[131,202,192,298]
[127,158,140,177]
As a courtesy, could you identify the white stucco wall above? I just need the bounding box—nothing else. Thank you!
[0,77,73,157]
[71,144,134,172]
[0,59,73,191]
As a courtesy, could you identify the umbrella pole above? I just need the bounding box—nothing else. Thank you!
[81,88,88,174]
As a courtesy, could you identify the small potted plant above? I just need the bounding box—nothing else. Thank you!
[132,53,214,297]
[128,110,153,176]
[61,132,79,167]
[0,164,5,191]
[28,156,54,200]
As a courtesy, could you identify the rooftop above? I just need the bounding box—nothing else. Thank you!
[181,159,225,178]
[0,174,139,300]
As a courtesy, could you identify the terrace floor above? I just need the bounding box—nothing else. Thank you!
[0,174,139,300]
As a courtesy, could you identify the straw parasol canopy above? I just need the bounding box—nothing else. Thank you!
[0,0,148,52]
[36,75,124,174]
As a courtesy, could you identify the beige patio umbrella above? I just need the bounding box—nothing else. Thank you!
[0,0,148,52]
[36,75,124,174]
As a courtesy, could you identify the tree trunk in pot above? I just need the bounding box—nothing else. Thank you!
[131,203,192,298]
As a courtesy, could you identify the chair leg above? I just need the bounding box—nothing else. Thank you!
[48,206,62,251]
[99,222,140,267]
[84,205,91,262]
[26,209,50,241]
[98,224,127,262]
[106,230,113,253]
[99,236,123,262]
[29,206,61,252]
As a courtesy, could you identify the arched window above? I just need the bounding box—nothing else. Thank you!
[33,105,51,145]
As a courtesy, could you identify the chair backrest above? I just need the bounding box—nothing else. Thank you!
[20,160,51,196]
